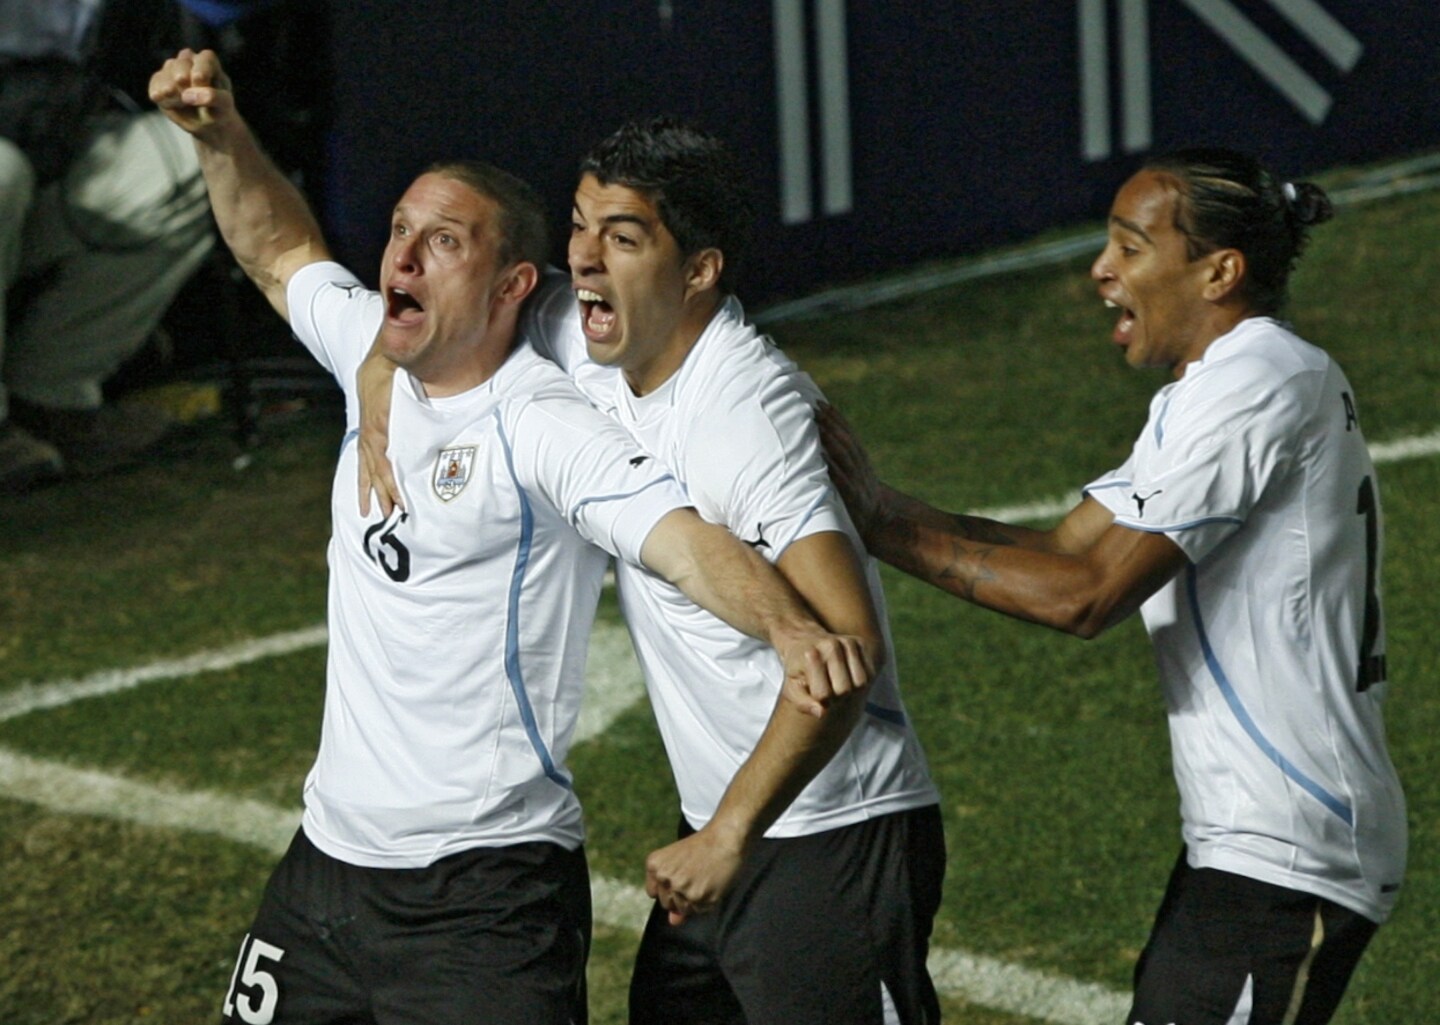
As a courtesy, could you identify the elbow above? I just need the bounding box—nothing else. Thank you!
[1043,589,1121,641]
[1066,616,1108,642]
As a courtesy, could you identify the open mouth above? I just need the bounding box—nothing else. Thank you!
[386,287,424,322]
[576,287,617,338]
[1104,298,1136,341]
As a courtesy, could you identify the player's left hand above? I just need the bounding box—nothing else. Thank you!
[774,629,874,718]
[355,337,404,517]
[643,827,747,926]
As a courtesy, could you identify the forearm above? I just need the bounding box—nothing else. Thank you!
[150,49,327,316]
[704,690,866,851]
[193,119,327,313]
[869,490,1183,637]
[642,511,832,651]
[870,483,1056,554]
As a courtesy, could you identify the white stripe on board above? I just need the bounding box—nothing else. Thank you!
[0,746,1128,1025]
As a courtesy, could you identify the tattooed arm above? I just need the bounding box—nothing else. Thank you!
[818,404,1186,638]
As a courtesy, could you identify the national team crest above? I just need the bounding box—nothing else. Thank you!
[433,445,477,502]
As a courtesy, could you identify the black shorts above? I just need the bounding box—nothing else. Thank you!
[629,804,945,1025]
[220,828,591,1025]
[1128,849,1379,1025]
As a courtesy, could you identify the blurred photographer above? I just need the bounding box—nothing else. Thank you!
[1,0,212,488]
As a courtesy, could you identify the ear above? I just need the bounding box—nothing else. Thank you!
[683,247,724,301]
[1203,249,1245,302]
[496,261,540,307]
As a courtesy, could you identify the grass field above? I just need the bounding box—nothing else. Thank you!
[2,157,1437,1024]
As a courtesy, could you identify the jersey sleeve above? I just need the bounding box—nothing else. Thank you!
[1085,357,1305,564]
[682,371,847,559]
[285,261,384,393]
[507,383,688,564]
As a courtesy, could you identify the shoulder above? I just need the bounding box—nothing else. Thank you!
[287,261,377,313]
[1171,320,1325,432]
[680,299,818,421]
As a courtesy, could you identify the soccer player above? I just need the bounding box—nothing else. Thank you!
[150,51,875,1025]
[819,148,1408,1025]
[359,119,944,1025]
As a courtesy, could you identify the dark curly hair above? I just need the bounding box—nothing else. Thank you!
[579,117,755,294]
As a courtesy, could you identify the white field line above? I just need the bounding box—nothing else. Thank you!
[0,746,1129,1025]
[970,428,1440,526]
[4,427,1435,727]
[0,625,330,725]
[0,621,644,744]
[3,426,1434,1023]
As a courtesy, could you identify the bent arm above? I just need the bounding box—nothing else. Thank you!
[639,510,876,703]
[641,531,876,922]
[819,401,1185,637]
[149,48,329,320]
[355,341,403,516]
[704,531,877,829]
[871,493,1185,637]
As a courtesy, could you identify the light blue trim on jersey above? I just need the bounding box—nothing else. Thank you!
[796,487,833,537]
[864,702,907,726]
[1120,515,1243,533]
[496,413,573,790]
[341,427,358,453]
[1153,391,1175,447]
[572,474,678,511]
[1185,566,1353,826]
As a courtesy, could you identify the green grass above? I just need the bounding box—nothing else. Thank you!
[2,170,1437,1023]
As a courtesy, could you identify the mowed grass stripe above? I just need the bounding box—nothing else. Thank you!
[0,746,1128,1025]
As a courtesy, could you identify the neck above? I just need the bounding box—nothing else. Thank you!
[1172,305,1259,379]
[420,331,516,399]
[623,291,725,396]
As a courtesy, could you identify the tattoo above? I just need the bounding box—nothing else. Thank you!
[884,511,1016,601]
[944,514,1018,547]
[935,540,1000,601]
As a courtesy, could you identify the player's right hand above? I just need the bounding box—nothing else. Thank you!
[149,48,234,135]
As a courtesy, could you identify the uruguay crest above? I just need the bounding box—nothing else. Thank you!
[433,445,477,502]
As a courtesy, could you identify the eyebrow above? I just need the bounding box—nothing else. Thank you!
[1110,215,1153,245]
[573,206,657,235]
[392,204,470,231]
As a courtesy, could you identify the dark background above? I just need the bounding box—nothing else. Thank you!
[308,1,1440,306]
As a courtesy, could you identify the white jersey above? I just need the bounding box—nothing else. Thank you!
[286,262,688,869]
[528,275,939,837]
[1085,317,1406,922]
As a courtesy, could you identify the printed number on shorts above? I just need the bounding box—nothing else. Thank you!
[223,933,286,1024]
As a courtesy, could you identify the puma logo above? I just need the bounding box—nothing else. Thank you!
[1133,489,1163,517]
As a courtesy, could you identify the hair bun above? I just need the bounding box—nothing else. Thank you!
[1287,181,1334,227]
